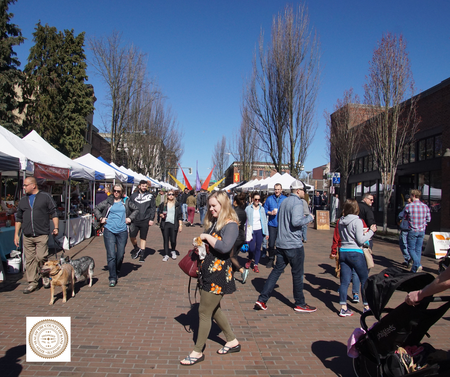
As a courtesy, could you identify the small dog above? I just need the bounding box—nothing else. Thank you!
[60,254,95,287]
[41,260,75,305]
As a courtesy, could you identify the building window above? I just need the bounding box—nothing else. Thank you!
[358,158,363,174]
[259,170,264,177]
[418,139,426,161]
[363,156,368,173]
[402,144,409,164]
[252,170,257,176]
[368,155,373,171]
[426,138,434,159]
[435,135,443,158]
[410,142,416,163]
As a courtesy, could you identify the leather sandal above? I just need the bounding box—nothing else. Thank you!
[217,344,241,354]
[180,354,205,366]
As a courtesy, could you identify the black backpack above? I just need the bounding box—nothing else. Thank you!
[199,193,207,207]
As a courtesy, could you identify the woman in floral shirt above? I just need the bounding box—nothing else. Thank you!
[180,191,241,366]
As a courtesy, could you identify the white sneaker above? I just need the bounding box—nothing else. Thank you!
[171,251,177,260]
[162,255,170,262]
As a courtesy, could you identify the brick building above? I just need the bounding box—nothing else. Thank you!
[330,77,450,232]
[224,161,290,187]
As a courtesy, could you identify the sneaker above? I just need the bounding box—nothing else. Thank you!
[23,284,38,294]
[363,307,370,314]
[162,255,170,262]
[339,308,354,317]
[241,269,249,284]
[139,253,145,263]
[253,265,260,273]
[131,248,142,260]
[255,301,267,310]
[245,260,253,269]
[109,280,116,287]
[407,259,413,269]
[266,260,274,269]
[171,251,177,260]
[294,304,317,313]
[352,293,360,303]
[416,265,423,272]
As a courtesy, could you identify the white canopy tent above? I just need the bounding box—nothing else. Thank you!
[260,173,296,192]
[23,130,97,181]
[0,125,71,174]
[74,154,128,182]
[239,179,258,192]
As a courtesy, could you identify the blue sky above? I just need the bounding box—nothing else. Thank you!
[10,0,450,182]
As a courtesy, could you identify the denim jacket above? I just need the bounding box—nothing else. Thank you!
[245,203,268,236]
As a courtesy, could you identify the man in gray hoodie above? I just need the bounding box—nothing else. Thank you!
[255,180,316,313]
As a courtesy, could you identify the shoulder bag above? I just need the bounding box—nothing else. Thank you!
[178,248,200,278]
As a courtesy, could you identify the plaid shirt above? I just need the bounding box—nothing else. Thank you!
[405,200,431,232]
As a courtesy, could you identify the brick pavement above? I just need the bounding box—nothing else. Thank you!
[1,214,449,377]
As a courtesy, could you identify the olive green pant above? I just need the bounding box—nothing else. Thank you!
[23,235,49,287]
[194,290,236,352]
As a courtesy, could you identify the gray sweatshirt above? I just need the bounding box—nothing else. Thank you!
[338,214,373,251]
[276,194,313,249]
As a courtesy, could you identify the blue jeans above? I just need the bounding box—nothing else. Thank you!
[399,231,411,263]
[103,228,128,282]
[248,229,263,265]
[258,247,306,306]
[199,206,207,225]
[302,224,308,242]
[267,226,278,260]
[407,231,425,272]
[182,203,188,221]
[339,251,368,305]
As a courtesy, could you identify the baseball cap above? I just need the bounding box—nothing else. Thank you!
[99,185,105,189]
[290,180,305,190]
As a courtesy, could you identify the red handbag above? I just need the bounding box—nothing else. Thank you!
[178,248,200,278]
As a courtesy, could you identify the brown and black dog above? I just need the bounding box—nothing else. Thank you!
[41,260,75,305]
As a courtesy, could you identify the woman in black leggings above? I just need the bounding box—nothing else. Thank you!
[158,191,182,262]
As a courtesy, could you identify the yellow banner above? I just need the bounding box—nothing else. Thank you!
[168,172,186,191]
[207,177,225,192]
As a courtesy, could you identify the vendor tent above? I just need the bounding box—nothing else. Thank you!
[23,131,103,181]
[0,151,20,172]
[0,126,70,180]
[98,157,134,183]
[260,173,296,191]
[74,154,128,182]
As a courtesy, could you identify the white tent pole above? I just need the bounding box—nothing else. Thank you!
[66,180,71,250]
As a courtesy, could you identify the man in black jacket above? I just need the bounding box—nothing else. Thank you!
[14,177,59,294]
[129,180,156,262]
[358,193,377,249]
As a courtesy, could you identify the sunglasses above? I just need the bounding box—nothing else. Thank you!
[168,193,174,196]
[113,190,122,193]
[254,198,260,201]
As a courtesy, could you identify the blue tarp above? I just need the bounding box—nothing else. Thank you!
[97,157,134,183]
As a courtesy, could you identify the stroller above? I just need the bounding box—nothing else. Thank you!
[351,267,450,377]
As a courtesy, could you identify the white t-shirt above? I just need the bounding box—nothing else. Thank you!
[253,206,262,231]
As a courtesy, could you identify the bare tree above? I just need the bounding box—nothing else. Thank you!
[325,89,365,202]
[231,103,260,181]
[364,33,420,232]
[246,4,320,175]
[89,31,148,163]
[211,136,228,181]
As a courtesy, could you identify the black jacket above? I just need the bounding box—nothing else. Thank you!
[129,190,156,222]
[94,196,139,223]
[158,202,182,230]
[358,201,375,227]
[16,191,58,237]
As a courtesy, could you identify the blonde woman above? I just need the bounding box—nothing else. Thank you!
[180,191,241,366]
[158,191,183,261]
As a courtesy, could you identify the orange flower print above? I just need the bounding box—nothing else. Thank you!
[226,266,233,282]
[210,283,222,294]
[208,258,225,273]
